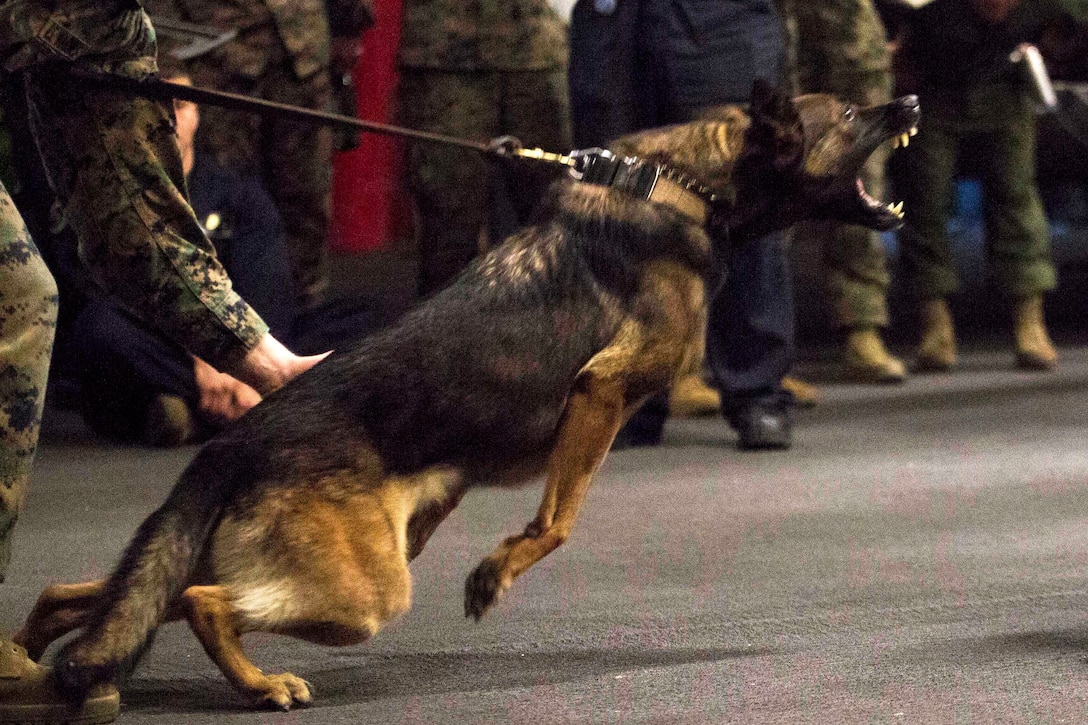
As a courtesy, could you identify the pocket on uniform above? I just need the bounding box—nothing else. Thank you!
[33,1,154,66]
[33,16,90,61]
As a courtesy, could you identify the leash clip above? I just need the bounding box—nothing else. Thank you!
[568,148,619,182]
[489,136,579,168]
[513,146,577,167]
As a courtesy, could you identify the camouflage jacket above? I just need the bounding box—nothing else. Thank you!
[0,0,158,75]
[144,0,375,80]
[776,0,890,81]
[397,0,567,71]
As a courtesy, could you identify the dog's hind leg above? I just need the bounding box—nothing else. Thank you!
[14,581,106,660]
[199,488,417,709]
[464,368,627,620]
[180,584,313,711]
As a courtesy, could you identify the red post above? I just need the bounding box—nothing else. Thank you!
[330,0,408,253]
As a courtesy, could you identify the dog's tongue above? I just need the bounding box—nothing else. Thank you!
[852,177,879,204]
[857,178,880,207]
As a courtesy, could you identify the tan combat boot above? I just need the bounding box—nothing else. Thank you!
[844,327,907,383]
[1014,295,1058,370]
[143,394,196,447]
[914,298,957,372]
[0,638,119,724]
[669,373,819,414]
[781,375,819,408]
[668,373,721,418]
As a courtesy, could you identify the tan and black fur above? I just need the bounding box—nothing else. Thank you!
[16,83,919,710]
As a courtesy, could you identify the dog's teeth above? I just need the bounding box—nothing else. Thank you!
[900,133,910,148]
[889,201,905,218]
[909,126,918,136]
[892,136,901,149]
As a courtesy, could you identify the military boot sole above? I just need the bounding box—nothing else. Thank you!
[1016,351,1058,371]
[0,685,118,725]
[913,353,956,373]
[844,359,907,384]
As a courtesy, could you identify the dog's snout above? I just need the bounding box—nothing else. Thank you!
[885,95,920,133]
[896,95,921,121]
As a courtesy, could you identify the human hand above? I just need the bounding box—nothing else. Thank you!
[234,333,331,395]
[193,356,263,423]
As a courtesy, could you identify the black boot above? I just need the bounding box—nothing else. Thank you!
[729,400,792,451]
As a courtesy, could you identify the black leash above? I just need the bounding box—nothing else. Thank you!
[68,67,578,166]
[67,68,717,222]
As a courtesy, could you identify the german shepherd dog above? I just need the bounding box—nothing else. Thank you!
[16,82,919,710]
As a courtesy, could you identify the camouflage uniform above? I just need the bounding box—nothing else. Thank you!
[894,0,1088,301]
[777,0,894,329]
[0,183,55,580]
[0,0,267,579]
[144,0,375,310]
[397,0,571,295]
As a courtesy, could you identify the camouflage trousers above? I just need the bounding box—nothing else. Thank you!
[187,49,334,311]
[397,67,571,296]
[792,147,893,328]
[0,0,268,579]
[894,86,1055,299]
[778,0,894,329]
[0,184,57,581]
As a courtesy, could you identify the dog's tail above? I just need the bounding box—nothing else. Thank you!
[52,440,248,696]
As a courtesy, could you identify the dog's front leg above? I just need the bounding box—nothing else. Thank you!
[465,371,625,620]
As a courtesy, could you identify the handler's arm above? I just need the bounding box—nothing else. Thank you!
[4,1,326,394]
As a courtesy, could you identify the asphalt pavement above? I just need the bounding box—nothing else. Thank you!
[4,346,1088,723]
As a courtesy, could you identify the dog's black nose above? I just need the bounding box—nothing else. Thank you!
[894,95,921,124]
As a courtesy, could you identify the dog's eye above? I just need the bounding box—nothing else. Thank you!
[843,105,855,122]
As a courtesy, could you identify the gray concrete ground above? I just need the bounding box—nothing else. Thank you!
[4,346,1088,723]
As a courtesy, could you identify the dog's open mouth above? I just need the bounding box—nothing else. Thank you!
[850,96,920,232]
[856,175,905,228]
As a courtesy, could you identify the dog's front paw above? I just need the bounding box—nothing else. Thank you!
[464,558,509,621]
[253,672,312,711]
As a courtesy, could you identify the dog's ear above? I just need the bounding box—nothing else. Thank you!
[747,79,803,171]
[749,79,791,120]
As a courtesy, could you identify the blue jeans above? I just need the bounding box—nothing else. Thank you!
[569,0,795,438]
